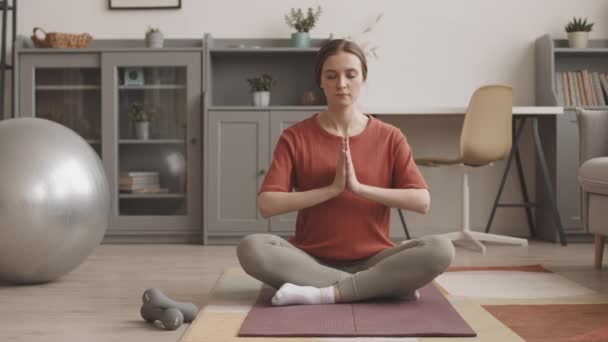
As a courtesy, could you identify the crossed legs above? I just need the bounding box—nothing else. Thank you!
[236,234,454,304]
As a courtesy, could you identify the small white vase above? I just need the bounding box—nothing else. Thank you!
[252,91,270,107]
[568,31,589,48]
[135,121,150,140]
[146,31,164,48]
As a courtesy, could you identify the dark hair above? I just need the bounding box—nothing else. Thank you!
[314,39,368,88]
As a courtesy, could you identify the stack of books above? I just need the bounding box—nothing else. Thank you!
[555,70,608,107]
[119,171,168,193]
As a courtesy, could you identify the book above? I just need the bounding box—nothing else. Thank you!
[555,72,564,106]
[562,72,571,106]
[599,73,608,104]
[583,69,596,106]
[571,71,579,106]
[593,72,606,106]
[119,176,160,185]
[120,171,160,177]
[572,72,580,106]
[120,187,169,194]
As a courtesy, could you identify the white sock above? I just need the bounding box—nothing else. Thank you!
[271,283,335,306]
[401,290,421,301]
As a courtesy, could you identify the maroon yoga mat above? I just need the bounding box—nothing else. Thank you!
[239,283,476,337]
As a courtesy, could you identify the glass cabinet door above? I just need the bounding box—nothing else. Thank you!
[102,53,201,226]
[19,55,102,157]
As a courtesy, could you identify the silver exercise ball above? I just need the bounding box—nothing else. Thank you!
[0,118,110,284]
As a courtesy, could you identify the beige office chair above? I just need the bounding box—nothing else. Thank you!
[576,108,608,269]
[415,85,528,253]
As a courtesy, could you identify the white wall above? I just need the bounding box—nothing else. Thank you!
[15,0,608,237]
[19,0,608,107]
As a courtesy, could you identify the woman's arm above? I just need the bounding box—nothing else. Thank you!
[354,185,430,214]
[258,185,341,218]
[259,139,349,218]
[344,138,430,214]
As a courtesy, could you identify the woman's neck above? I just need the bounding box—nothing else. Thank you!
[319,105,368,137]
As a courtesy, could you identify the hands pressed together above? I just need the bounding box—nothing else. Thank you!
[331,137,362,195]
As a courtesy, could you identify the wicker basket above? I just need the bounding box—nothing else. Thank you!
[31,27,92,48]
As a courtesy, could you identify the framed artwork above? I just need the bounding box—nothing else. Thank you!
[109,0,181,10]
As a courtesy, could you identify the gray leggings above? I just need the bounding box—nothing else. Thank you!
[236,234,455,303]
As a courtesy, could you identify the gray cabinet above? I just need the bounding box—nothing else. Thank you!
[207,110,269,235]
[102,52,202,242]
[203,35,326,244]
[534,34,608,241]
[18,53,102,157]
[17,36,325,244]
[206,110,314,244]
[15,40,204,243]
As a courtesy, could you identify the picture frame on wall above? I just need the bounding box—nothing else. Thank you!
[109,0,181,10]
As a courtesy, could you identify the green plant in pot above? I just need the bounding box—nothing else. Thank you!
[284,6,322,48]
[565,17,593,48]
[128,102,158,140]
[247,74,276,107]
[146,26,164,48]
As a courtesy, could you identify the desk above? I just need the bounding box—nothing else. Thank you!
[366,106,567,245]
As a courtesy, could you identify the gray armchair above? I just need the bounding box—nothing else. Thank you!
[576,109,608,269]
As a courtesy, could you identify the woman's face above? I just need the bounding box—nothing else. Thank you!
[320,51,365,108]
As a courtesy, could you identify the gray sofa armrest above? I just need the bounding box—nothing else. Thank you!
[576,108,608,166]
[576,108,608,233]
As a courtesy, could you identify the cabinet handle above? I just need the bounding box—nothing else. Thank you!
[258,169,266,175]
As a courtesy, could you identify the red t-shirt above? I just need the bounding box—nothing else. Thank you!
[259,114,428,262]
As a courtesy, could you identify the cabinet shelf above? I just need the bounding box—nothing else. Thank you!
[36,85,100,91]
[536,34,608,107]
[206,34,323,107]
[119,193,186,199]
[119,139,185,144]
[119,84,185,90]
[555,48,608,55]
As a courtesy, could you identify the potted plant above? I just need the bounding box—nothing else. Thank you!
[247,74,276,107]
[128,102,158,140]
[565,17,593,48]
[146,27,164,48]
[284,6,322,48]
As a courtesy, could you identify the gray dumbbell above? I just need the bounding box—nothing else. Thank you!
[140,305,184,330]
[142,288,198,323]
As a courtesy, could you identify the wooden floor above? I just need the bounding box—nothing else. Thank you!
[0,241,606,342]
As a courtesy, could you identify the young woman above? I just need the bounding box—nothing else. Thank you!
[237,39,454,306]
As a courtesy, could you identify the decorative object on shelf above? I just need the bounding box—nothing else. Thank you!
[247,73,276,107]
[30,27,92,48]
[328,13,384,59]
[565,17,594,48]
[123,67,145,86]
[108,0,181,10]
[146,27,164,48]
[120,171,167,193]
[284,6,322,48]
[301,90,320,105]
[128,102,158,140]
